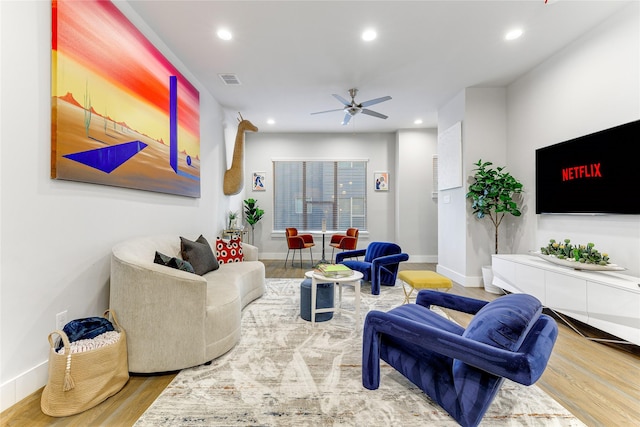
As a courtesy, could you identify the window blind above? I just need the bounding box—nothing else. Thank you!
[273,160,367,231]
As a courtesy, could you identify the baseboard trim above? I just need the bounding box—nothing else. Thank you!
[0,359,48,413]
[436,264,482,288]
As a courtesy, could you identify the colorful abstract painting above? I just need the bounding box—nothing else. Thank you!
[51,0,200,197]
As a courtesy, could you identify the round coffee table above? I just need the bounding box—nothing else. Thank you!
[304,270,364,325]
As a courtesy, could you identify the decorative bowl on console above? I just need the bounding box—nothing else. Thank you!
[532,239,625,271]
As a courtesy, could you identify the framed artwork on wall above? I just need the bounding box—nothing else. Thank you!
[253,172,266,191]
[51,0,201,197]
[374,172,389,191]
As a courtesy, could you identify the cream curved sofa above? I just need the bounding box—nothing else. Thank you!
[109,235,265,373]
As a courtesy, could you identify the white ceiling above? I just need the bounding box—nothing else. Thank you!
[126,0,631,133]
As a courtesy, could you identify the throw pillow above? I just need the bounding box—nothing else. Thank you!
[215,236,244,264]
[180,235,219,275]
[154,251,196,274]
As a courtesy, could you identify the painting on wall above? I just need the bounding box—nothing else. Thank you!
[252,172,266,191]
[51,0,201,197]
[374,172,389,191]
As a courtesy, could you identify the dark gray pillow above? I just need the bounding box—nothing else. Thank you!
[180,235,219,275]
[154,251,196,274]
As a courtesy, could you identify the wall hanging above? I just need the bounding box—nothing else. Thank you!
[51,0,201,197]
[223,113,258,195]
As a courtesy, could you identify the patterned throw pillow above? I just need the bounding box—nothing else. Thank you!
[215,236,244,264]
[154,251,196,274]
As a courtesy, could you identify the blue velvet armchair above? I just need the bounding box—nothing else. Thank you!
[336,241,409,295]
[363,290,558,427]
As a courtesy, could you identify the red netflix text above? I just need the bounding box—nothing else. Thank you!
[562,163,602,181]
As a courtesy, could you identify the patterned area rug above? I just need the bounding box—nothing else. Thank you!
[135,279,584,426]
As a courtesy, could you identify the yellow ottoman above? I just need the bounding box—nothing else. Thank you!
[398,270,452,304]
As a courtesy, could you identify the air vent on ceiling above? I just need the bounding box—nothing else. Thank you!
[218,73,241,85]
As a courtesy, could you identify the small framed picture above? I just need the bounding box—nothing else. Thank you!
[374,172,389,191]
[252,172,266,191]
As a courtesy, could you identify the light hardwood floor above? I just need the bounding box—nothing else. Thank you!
[2,261,638,426]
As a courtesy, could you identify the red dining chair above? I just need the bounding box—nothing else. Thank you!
[285,227,315,268]
[330,228,359,262]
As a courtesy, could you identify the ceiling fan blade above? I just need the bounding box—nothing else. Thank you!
[341,113,352,125]
[360,95,392,108]
[332,94,352,106]
[361,109,388,119]
[311,108,345,115]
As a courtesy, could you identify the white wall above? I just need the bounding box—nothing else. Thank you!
[0,1,226,410]
[507,1,640,277]
[464,88,508,279]
[396,129,439,262]
[243,131,438,261]
[437,91,467,283]
[437,88,507,286]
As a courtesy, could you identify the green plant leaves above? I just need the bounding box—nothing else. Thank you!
[466,159,524,254]
[243,198,264,227]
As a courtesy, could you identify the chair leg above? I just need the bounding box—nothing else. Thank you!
[401,281,414,304]
[309,247,314,268]
[285,249,291,268]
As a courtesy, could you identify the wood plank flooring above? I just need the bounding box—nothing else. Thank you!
[2,261,638,426]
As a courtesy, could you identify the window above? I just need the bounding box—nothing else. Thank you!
[274,160,367,231]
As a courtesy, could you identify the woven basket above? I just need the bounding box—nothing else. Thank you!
[40,309,129,417]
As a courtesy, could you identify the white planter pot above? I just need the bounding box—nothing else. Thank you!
[482,265,502,294]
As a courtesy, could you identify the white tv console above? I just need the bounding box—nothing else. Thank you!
[492,254,640,346]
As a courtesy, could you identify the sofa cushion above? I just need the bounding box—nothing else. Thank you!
[462,293,542,351]
[154,251,195,274]
[215,236,244,264]
[180,235,219,275]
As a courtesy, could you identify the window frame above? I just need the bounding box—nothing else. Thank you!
[272,158,368,232]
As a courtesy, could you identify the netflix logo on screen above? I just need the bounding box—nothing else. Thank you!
[536,120,640,214]
[561,163,601,181]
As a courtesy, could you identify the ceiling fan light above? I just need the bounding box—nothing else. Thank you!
[362,29,377,42]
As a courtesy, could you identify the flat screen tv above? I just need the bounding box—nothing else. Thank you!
[535,119,640,214]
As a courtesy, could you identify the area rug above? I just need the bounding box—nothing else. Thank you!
[135,279,584,426]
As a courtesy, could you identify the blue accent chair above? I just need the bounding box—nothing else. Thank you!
[362,290,558,427]
[336,242,409,295]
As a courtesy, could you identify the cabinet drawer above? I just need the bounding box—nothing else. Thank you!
[515,264,545,303]
[546,271,588,323]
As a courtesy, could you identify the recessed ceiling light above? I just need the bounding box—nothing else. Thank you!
[267,119,275,125]
[362,29,377,42]
[217,29,232,41]
[505,28,523,41]
[414,119,423,125]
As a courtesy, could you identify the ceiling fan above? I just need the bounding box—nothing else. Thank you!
[311,88,392,125]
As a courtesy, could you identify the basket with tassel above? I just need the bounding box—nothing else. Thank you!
[40,309,129,416]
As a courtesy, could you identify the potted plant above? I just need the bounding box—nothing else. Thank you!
[243,198,265,245]
[227,211,239,229]
[466,159,523,292]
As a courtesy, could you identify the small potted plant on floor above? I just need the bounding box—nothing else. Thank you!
[466,159,524,292]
